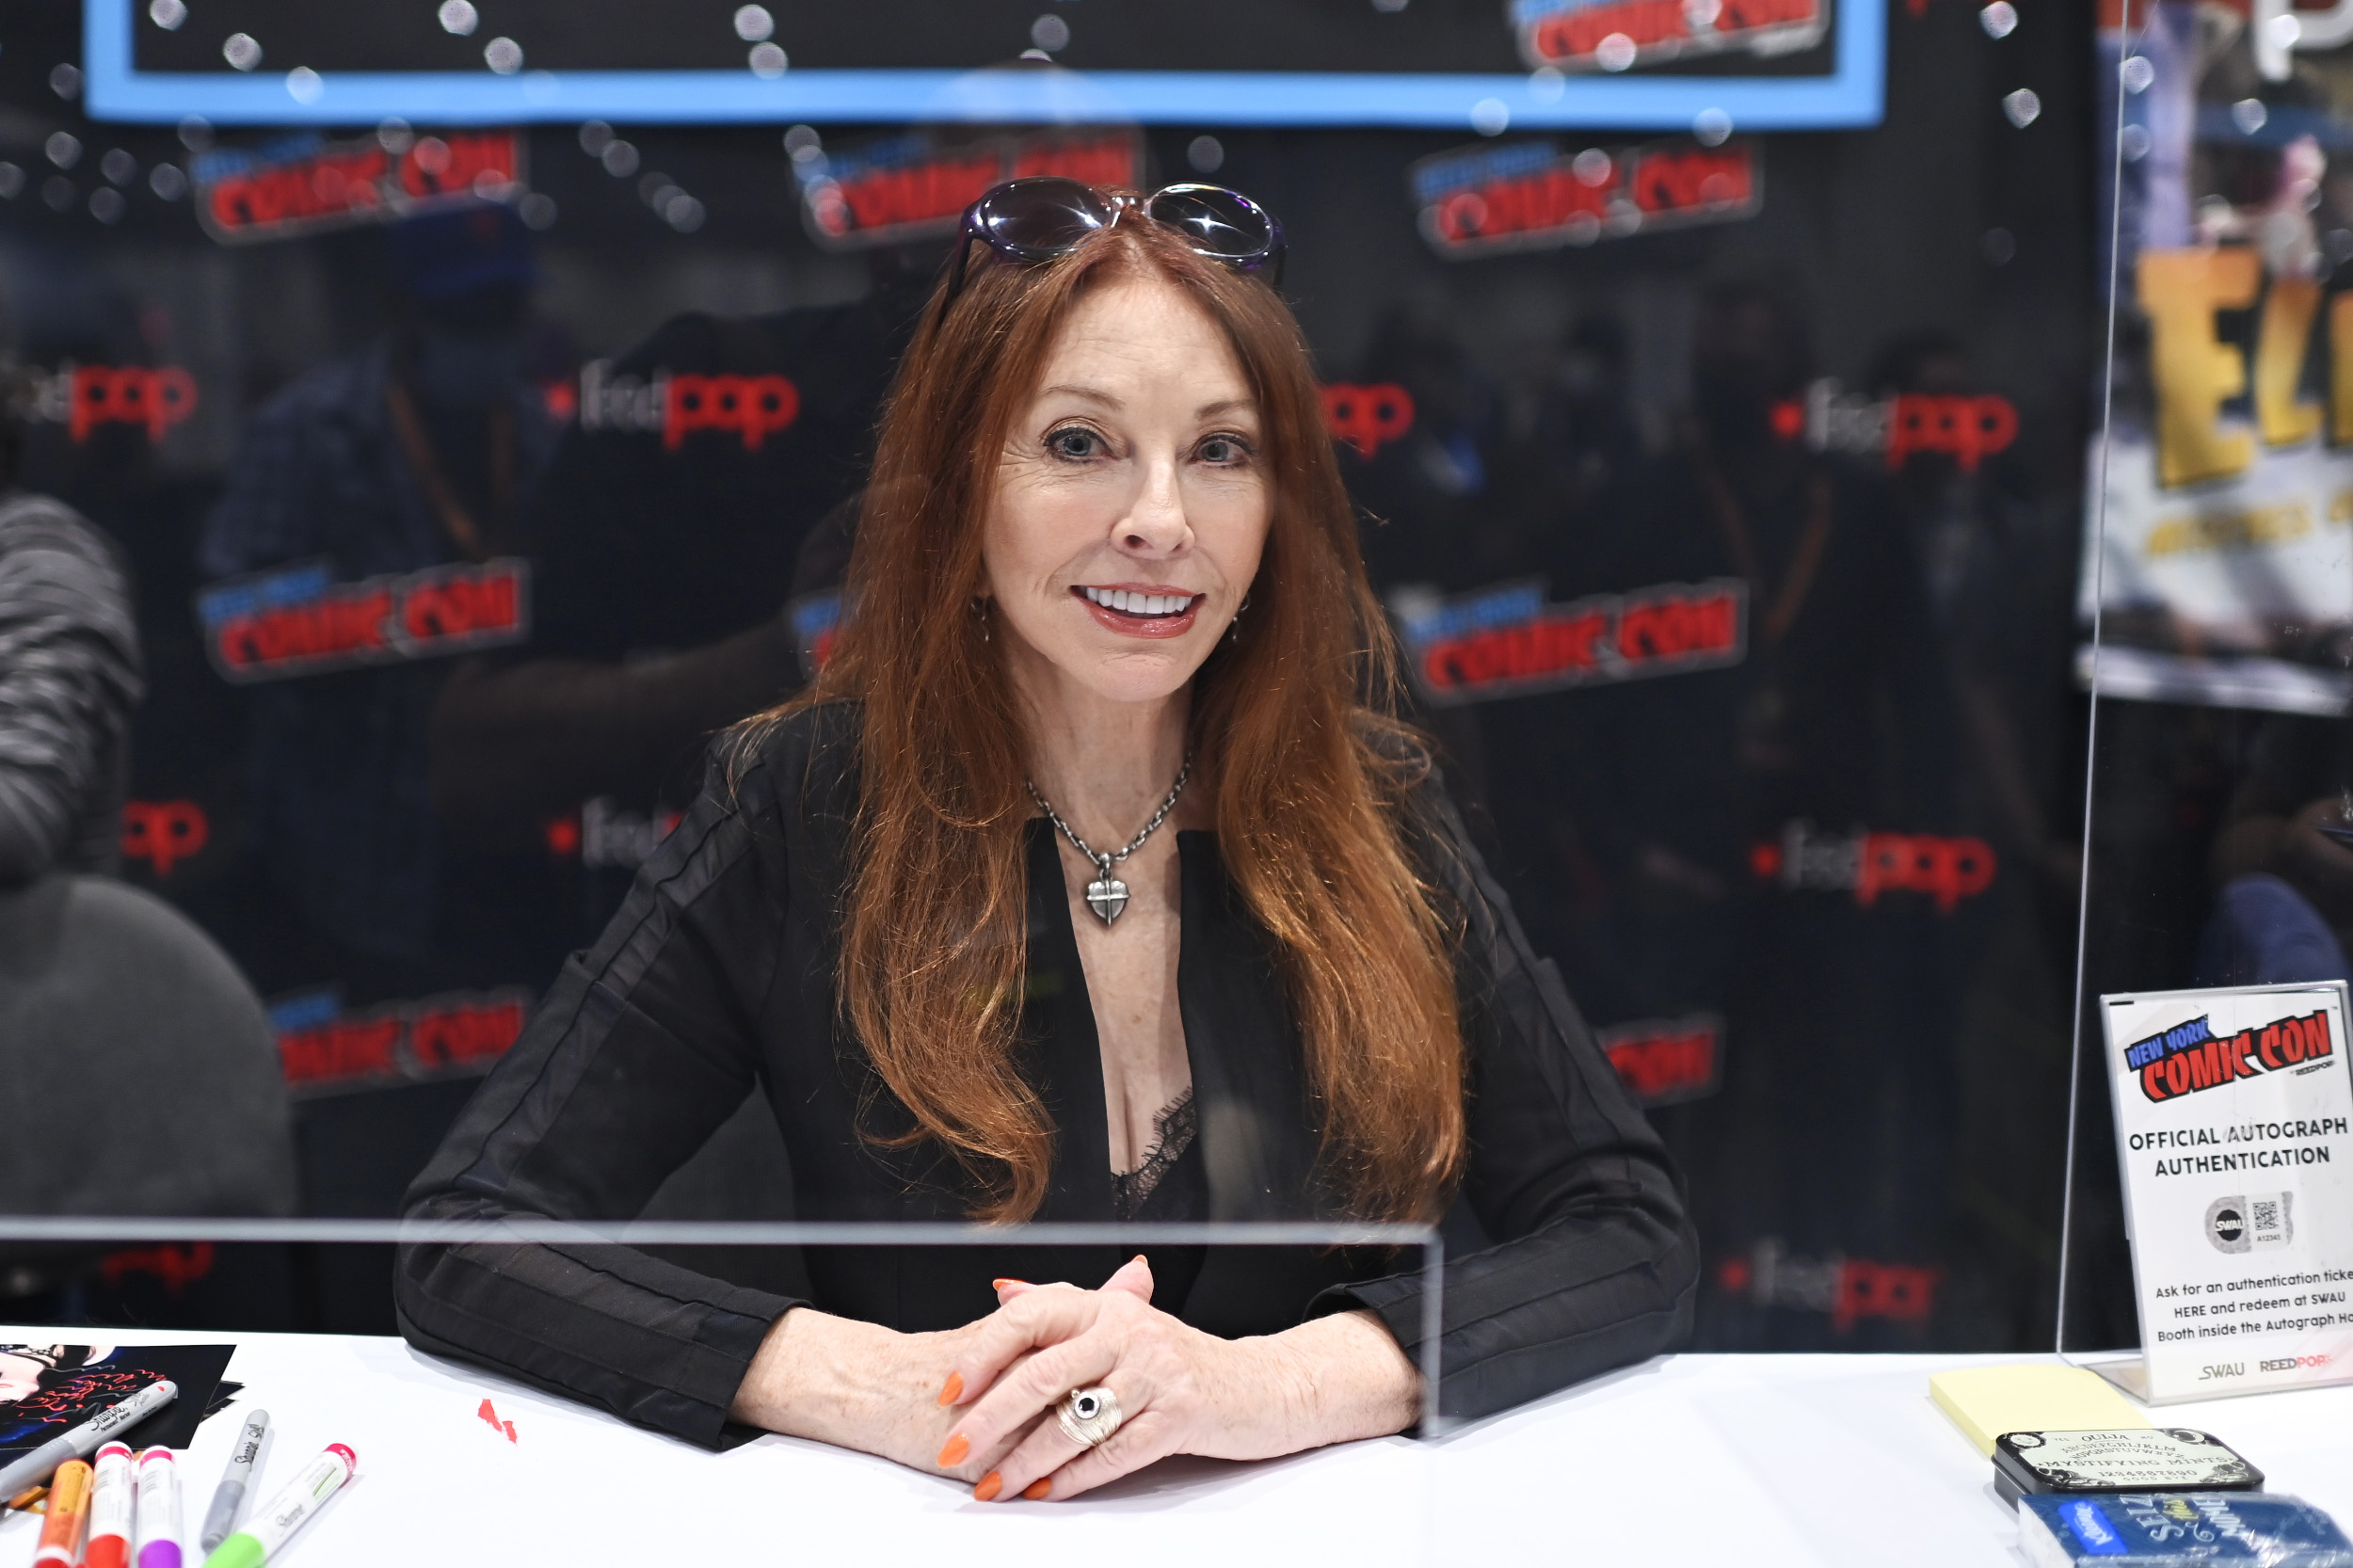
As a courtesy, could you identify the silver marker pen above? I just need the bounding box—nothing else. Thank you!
[0,1380,179,1502]
[198,1408,268,1553]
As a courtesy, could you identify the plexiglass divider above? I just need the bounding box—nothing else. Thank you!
[2056,0,2139,1369]
[0,1219,1446,1437]
[2065,0,2353,1394]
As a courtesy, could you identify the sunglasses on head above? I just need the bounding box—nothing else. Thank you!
[943,177,1286,304]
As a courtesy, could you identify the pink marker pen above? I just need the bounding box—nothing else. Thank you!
[136,1448,183,1568]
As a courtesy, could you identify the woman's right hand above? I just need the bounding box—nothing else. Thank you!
[727,1263,1156,1477]
[728,1306,977,1472]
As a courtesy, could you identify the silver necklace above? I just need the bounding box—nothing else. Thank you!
[1027,758,1192,926]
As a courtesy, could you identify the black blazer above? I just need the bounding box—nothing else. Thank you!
[394,703,1698,1448]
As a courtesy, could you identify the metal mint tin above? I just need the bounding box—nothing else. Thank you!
[1993,1428,2263,1507]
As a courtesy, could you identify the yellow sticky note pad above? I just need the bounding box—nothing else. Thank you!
[1928,1364,2152,1456]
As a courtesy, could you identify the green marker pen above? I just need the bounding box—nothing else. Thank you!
[199,1445,354,1568]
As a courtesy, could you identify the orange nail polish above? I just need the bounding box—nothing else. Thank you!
[937,1433,969,1467]
[991,1277,1028,1290]
[937,1371,963,1406]
[1023,1478,1051,1500]
[973,1471,1002,1502]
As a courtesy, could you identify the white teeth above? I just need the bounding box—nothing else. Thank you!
[1080,587,1198,616]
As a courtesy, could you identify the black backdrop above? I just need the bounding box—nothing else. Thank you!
[2,0,2093,1347]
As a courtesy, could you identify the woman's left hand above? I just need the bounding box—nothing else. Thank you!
[933,1256,1418,1502]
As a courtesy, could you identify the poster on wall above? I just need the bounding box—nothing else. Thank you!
[2101,982,2353,1403]
[2086,0,2353,715]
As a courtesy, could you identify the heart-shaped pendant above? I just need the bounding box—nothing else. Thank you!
[1084,874,1130,925]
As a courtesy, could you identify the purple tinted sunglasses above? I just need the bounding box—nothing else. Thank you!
[944,177,1286,303]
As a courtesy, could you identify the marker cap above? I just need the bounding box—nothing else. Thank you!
[200,1534,264,1568]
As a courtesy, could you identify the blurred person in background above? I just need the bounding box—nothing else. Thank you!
[2201,717,2353,987]
[0,372,143,890]
[200,202,560,984]
[1493,312,1650,573]
[1494,279,1962,1346]
[0,376,296,1273]
[1339,303,1510,593]
[1866,330,2077,895]
[424,255,929,895]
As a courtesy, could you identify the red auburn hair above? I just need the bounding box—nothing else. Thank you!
[746,212,1465,1222]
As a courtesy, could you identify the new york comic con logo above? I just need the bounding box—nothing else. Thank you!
[1602,1014,1723,1107]
[192,130,525,244]
[2124,1010,2338,1104]
[1389,577,1746,705]
[195,557,529,682]
[268,985,529,1096]
[1411,136,1759,258]
[1510,0,1827,72]
[795,127,1142,251]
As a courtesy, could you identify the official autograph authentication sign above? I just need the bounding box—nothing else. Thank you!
[2102,982,2353,1403]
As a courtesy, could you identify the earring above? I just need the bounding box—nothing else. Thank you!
[971,598,991,643]
[1227,592,1250,644]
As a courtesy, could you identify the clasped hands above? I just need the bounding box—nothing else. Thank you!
[731,1254,1419,1503]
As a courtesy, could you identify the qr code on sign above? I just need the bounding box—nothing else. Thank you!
[2249,1190,2295,1249]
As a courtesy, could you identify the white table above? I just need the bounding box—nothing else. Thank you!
[7,1331,2353,1566]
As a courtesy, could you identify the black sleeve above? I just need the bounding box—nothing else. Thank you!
[1312,775,1699,1423]
[393,744,807,1449]
[0,499,144,888]
[427,619,801,836]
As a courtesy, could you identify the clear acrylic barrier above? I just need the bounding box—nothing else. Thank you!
[0,1217,1444,1434]
[2065,0,2353,1388]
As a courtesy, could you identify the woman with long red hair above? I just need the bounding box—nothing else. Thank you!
[398,178,1695,1501]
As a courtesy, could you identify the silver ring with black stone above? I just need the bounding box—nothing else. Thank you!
[1055,1385,1123,1448]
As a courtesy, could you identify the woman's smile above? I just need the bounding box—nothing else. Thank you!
[1073,583,1206,638]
